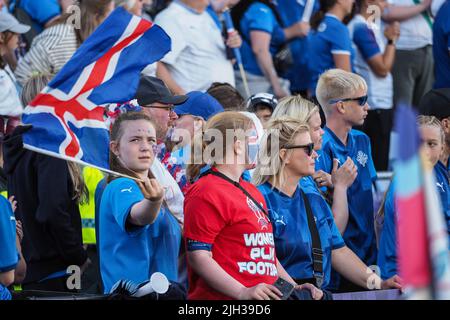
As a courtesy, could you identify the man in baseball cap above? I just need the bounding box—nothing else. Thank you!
[135,76,188,145]
[164,91,224,193]
[419,88,450,169]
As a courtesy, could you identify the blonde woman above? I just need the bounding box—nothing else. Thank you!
[253,116,402,292]
[184,111,323,300]
[272,95,357,234]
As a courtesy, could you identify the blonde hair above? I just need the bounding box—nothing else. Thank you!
[272,95,319,124]
[252,116,310,187]
[417,115,445,144]
[316,69,368,115]
[187,112,252,182]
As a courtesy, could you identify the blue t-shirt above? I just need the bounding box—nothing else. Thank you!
[0,196,17,300]
[99,178,150,293]
[276,0,320,91]
[377,179,397,280]
[307,14,354,92]
[433,0,450,89]
[239,2,286,76]
[9,0,61,33]
[98,178,181,293]
[316,128,377,267]
[258,182,345,289]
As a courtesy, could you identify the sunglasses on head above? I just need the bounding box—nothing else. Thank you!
[284,142,315,156]
[329,95,368,107]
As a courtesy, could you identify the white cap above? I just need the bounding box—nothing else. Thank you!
[0,11,31,34]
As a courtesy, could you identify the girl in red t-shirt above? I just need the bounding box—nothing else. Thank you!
[184,111,323,300]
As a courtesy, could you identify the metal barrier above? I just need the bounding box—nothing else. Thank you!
[332,289,402,300]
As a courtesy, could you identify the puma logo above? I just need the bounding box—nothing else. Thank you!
[437,182,445,193]
[121,187,133,193]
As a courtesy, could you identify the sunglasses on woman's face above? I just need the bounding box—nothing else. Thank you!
[329,95,368,107]
[283,142,315,157]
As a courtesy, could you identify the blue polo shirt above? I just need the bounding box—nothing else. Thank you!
[307,14,354,92]
[258,182,345,289]
[9,0,61,33]
[433,0,450,89]
[316,128,377,268]
[377,179,397,280]
[276,0,320,91]
[0,196,18,300]
[239,2,286,76]
[434,161,450,241]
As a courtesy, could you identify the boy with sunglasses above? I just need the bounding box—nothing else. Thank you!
[315,69,378,292]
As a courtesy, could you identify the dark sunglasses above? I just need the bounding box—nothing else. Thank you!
[329,95,368,107]
[283,142,315,156]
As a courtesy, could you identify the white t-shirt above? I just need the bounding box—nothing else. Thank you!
[154,2,235,92]
[348,15,393,110]
[151,158,184,224]
[0,66,23,117]
[387,0,433,50]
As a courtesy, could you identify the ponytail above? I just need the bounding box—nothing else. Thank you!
[310,0,338,30]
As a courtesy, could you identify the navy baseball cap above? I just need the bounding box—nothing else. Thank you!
[174,91,224,120]
[135,76,188,106]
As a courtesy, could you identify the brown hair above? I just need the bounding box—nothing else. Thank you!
[108,111,156,183]
[49,0,114,45]
[187,111,253,181]
[207,82,245,112]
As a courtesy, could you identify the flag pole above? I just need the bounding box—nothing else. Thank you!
[23,143,145,183]
[223,7,251,98]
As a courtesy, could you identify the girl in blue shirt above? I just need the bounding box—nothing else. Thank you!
[378,115,450,279]
[308,0,355,94]
[253,116,402,291]
[99,112,172,293]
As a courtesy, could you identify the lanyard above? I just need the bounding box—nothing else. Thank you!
[199,169,269,217]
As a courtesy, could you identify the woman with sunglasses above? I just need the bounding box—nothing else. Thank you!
[253,116,402,292]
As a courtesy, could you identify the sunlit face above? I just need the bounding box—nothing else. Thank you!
[173,114,203,146]
[0,32,20,52]
[420,125,444,167]
[283,131,318,178]
[142,102,178,140]
[341,88,369,127]
[308,111,324,150]
[111,119,157,175]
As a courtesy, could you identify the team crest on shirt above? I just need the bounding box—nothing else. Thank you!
[356,151,368,167]
[318,22,327,32]
[247,197,270,230]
